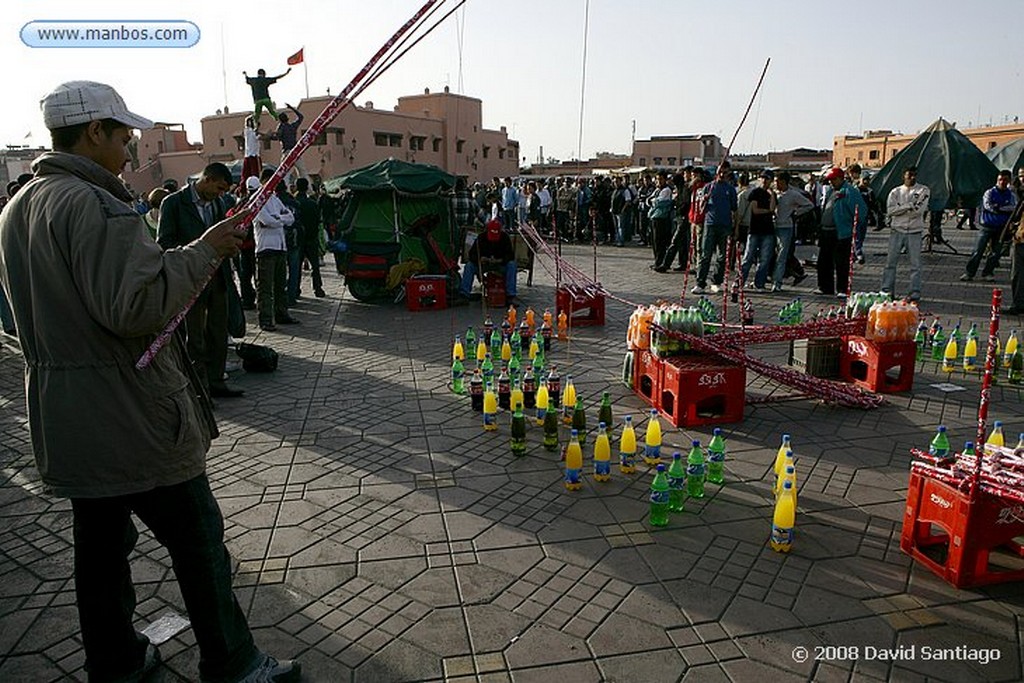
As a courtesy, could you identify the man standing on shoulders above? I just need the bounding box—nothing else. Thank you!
[158,162,244,399]
[269,104,306,180]
[243,67,291,125]
[881,166,929,303]
[961,170,1018,282]
[0,80,300,683]
[692,163,738,294]
[241,115,262,183]
[815,166,867,298]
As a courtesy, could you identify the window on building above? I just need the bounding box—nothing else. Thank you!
[482,145,490,159]
[158,141,164,153]
[989,141,998,149]
[891,148,899,158]
[334,129,345,145]
[456,139,465,153]
[869,150,879,160]
[432,137,442,152]
[389,134,402,147]
[410,136,426,151]
[857,151,863,160]
[498,148,505,159]
[667,157,676,166]
[640,157,647,166]
[218,138,223,148]
[374,132,389,146]
[653,157,662,166]
[314,131,327,146]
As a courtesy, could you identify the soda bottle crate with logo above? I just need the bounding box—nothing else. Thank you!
[840,335,915,393]
[659,355,746,428]
[556,285,605,327]
[632,348,662,408]
[405,275,448,312]
[483,271,506,308]
[900,470,1024,588]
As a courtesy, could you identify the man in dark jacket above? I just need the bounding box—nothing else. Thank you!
[158,163,242,398]
[294,177,325,298]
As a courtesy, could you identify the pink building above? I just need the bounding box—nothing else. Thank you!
[123,123,204,194]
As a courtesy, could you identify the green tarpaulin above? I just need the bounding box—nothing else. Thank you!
[870,118,998,212]
[323,158,458,267]
[986,137,1024,175]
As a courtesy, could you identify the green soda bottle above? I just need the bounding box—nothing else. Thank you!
[543,405,560,451]
[706,428,726,484]
[913,323,927,360]
[667,452,686,512]
[1010,348,1024,385]
[685,440,706,499]
[481,353,495,384]
[451,357,465,394]
[649,464,670,527]
[930,325,945,361]
[510,403,527,456]
[508,354,522,385]
[572,397,587,445]
[928,425,950,459]
[598,391,613,434]
[465,326,476,353]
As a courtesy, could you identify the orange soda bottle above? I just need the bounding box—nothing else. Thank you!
[525,307,536,334]
[557,310,569,341]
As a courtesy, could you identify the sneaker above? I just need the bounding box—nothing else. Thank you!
[836,293,847,300]
[856,254,865,265]
[771,284,783,292]
[671,266,687,272]
[314,289,326,298]
[792,273,808,286]
[111,643,161,683]
[691,285,706,294]
[709,284,721,293]
[228,654,302,683]
[959,274,973,282]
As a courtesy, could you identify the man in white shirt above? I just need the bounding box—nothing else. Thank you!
[536,181,553,234]
[241,116,261,183]
[251,174,299,330]
[882,166,929,302]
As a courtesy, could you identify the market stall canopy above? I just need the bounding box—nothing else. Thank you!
[870,118,999,212]
[986,137,1024,175]
[323,157,456,194]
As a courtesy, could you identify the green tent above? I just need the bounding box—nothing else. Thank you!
[986,137,1024,175]
[323,158,458,267]
[870,118,998,212]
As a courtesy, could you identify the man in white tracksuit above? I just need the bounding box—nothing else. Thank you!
[881,165,930,302]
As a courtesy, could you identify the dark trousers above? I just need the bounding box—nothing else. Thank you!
[816,230,851,295]
[256,249,288,326]
[965,227,1004,278]
[1011,241,1024,309]
[650,216,672,267]
[658,217,691,270]
[236,249,256,307]
[302,241,324,294]
[71,474,257,682]
[184,275,229,390]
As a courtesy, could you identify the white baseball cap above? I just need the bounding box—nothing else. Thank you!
[245,176,262,191]
[41,81,153,131]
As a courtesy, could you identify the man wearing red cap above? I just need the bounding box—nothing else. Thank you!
[815,166,867,298]
[459,218,517,302]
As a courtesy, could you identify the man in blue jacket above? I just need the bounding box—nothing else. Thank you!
[815,166,867,298]
[691,162,738,294]
[961,170,1018,282]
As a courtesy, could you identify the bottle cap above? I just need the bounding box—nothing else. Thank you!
[937,425,946,432]
[713,427,722,435]
[783,480,793,489]
[673,452,681,459]
[656,463,666,472]
[692,439,700,446]
[994,420,1003,427]
[599,422,606,430]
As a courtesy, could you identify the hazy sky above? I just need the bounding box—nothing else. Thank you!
[4,0,1022,164]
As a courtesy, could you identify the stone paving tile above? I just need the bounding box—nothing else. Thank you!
[3,228,1024,680]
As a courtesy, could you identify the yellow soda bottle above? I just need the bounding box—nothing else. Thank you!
[1004,330,1019,367]
[782,462,797,509]
[483,382,498,431]
[534,384,549,426]
[501,337,512,363]
[986,420,1006,449]
[475,339,488,365]
[564,429,584,490]
[963,335,978,372]
[528,337,539,360]
[562,375,577,424]
[593,423,612,482]
[942,336,958,373]
[511,380,524,414]
[770,480,796,553]
[619,415,637,473]
[452,335,465,361]
[643,409,662,465]
[772,434,792,494]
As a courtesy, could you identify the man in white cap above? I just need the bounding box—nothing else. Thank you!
[0,81,300,683]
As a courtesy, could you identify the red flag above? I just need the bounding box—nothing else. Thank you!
[287,48,304,65]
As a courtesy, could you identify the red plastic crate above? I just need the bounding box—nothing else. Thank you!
[483,272,506,308]
[900,470,1024,588]
[633,348,662,408]
[840,336,915,393]
[660,355,746,428]
[556,285,605,327]
[405,275,447,312]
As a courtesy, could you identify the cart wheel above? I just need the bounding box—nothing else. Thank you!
[347,279,387,302]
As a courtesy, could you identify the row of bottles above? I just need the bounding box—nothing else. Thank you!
[846,291,891,319]
[777,299,804,326]
[929,421,1022,458]
[865,301,919,342]
[627,301,719,354]
[915,321,1024,381]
